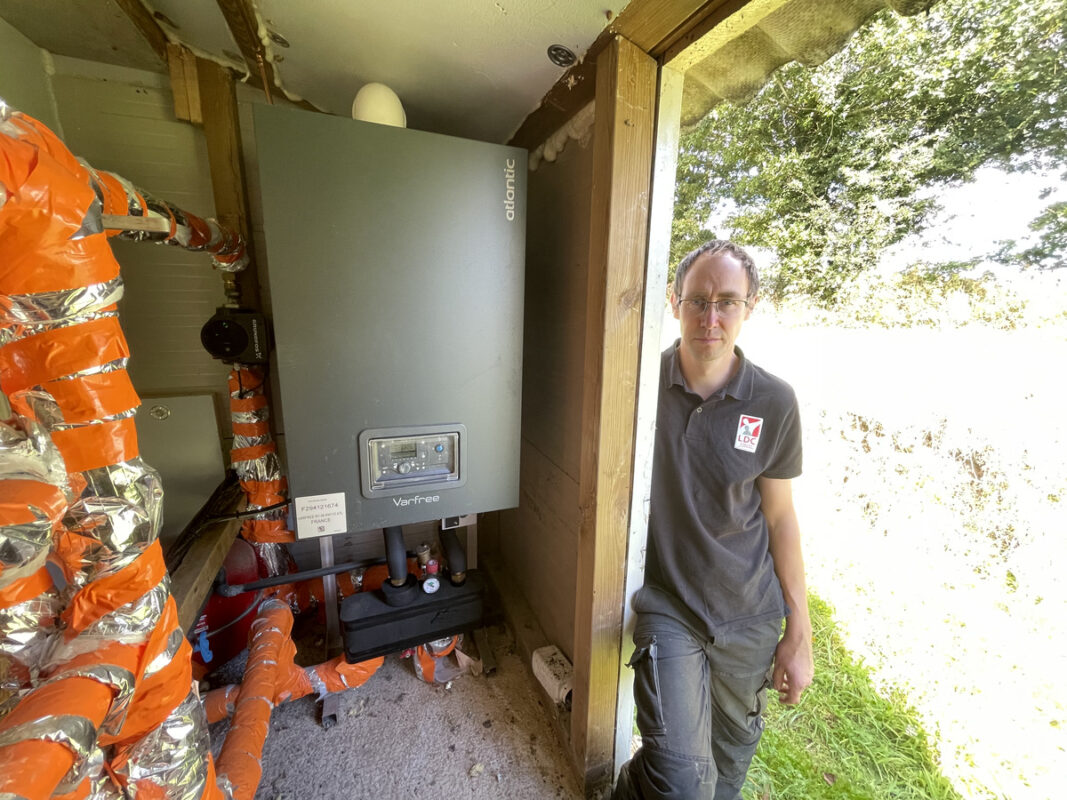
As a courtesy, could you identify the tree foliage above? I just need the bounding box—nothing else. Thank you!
[672,0,1067,304]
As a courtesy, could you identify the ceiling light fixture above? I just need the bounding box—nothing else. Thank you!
[547,44,577,68]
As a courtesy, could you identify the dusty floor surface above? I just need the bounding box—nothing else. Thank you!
[208,623,583,800]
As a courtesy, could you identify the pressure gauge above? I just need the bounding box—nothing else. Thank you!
[422,576,441,594]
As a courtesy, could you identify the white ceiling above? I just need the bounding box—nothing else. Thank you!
[0,0,632,143]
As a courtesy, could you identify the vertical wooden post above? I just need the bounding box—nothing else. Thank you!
[573,35,658,794]
[613,62,685,778]
[196,58,261,310]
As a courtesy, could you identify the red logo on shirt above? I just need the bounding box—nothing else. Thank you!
[735,415,763,453]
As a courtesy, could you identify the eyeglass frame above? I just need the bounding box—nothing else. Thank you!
[675,295,753,317]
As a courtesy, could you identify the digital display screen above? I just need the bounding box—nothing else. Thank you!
[389,441,417,459]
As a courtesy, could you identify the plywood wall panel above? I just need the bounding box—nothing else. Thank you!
[501,124,595,658]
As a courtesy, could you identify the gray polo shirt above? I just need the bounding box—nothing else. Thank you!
[633,343,803,637]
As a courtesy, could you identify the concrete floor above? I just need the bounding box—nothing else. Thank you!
[208,623,583,800]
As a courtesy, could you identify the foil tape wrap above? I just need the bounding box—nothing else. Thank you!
[0,97,17,129]
[304,665,329,701]
[3,104,225,800]
[10,388,137,431]
[41,659,136,741]
[89,168,249,272]
[0,308,121,346]
[0,279,125,343]
[115,688,225,800]
[90,170,145,222]
[78,578,170,646]
[0,417,70,489]
[231,452,281,485]
[143,626,186,680]
[231,434,271,451]
[0,713,98,792]
[74,746,123,800]
[251,542,288,579]
[230,407,269,426]
[0,417,70,587]
[62,459,163,586]
[0,588,60,698]
[0,520,50,589]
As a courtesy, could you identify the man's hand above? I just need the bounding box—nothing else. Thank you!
[772,629,814,705]
[757,475,814,705]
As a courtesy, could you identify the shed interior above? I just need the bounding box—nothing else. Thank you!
[0,2,934,796]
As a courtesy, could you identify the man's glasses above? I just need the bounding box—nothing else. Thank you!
[678,297,751,318]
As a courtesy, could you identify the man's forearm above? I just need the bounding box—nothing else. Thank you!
[769,520,812,640]
[758,476,814,703]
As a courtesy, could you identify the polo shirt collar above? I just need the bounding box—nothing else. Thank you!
[664,341,755,401]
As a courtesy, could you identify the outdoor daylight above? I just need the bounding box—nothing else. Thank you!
[2,1,1063,798]
[669,0,1067,797]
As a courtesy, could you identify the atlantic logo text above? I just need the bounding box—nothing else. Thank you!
[392,494,441,507]
[504,158,516,221]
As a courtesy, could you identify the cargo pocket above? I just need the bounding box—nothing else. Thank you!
[628,636,666,738]
[746,673,773,733]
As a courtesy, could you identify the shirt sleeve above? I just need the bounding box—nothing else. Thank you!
[762,389,802,479]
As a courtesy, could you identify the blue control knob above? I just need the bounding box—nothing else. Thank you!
[435,444,444,453]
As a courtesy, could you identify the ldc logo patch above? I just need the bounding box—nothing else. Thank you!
[735,414,763,452]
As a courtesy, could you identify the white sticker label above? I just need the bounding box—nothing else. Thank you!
[294,492,347,536]
[735,414,764,453]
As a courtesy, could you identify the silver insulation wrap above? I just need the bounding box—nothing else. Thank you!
[1,103,226,800]
[0,417,70,496]
[0,588,60,698]
[230,451,282,486]
[0,279,125,346]
[61,460,164,590]
[114,689,228,800]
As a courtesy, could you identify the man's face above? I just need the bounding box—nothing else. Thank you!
[671,250,755,366]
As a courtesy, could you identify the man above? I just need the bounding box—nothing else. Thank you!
[612,240,814,800]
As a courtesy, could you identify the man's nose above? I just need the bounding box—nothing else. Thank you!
[699,304,721,324]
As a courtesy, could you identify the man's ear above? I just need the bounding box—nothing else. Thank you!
[745,294,759,320]
[670,291,681,319]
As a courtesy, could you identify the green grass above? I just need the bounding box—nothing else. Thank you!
[743,594,963,800]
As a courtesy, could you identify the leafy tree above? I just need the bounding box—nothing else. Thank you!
[995,200,1067,270]
[672,0,1067,304]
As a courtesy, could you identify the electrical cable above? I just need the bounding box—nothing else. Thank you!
[197,499,290,526]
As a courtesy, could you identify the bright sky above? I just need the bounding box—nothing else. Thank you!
[880,165,1067,276]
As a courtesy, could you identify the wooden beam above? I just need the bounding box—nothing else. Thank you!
[167,481,246,634]
[509,0,751,150]
[210,0,322,112]
[215,0,277,103]
[167,44,202,125]
[572,35,658,795]
[113,0,169,62]
[509,57,598,153]
[171,515,243,634]
[197,58,262,310]
[215,0,263,63]
[613,63,685,778]
[662,0,782,70]
[101,214,171,232]
[614,0,735,55]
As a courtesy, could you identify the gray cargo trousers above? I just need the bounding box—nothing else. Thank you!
[611,612,782,800]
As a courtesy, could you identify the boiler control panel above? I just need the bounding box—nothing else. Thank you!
[358,424,466,497]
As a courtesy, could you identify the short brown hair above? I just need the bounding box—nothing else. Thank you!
[674,240,759,299]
